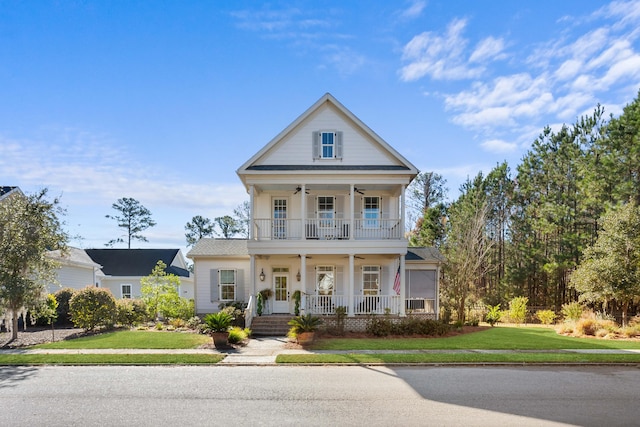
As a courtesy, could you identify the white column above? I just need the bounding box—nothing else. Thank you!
[250,255,256,297]
[400,185,406,238]
[300,253,307,295]
[399,255,406,316]
[349,184,355,240]
[348,254,355,317]
[249,185,255,240]
[301,184,306,240]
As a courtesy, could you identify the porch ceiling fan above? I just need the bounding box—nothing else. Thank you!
[343,255,365,259]
[294,186,309,194]
[353,187,365,195]
[289,254,312,259]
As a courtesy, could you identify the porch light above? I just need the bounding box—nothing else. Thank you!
[259,269,265,281]
[296,270,301,281]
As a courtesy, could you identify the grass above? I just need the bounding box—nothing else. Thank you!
[311,326,640,351]
[0,354,224,365]
[34,330,211,349]
[276,352,640,364]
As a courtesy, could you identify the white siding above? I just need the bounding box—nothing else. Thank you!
[259,106,399,166]
[48,265,96,293]
[194,258,250,315]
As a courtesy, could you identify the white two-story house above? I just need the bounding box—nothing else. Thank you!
[188,93,442,320]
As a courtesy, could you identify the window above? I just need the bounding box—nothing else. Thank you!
[273,198,287,239]
[219,269,236,301]
[318,196,334,227]
[121,284,132,299]
[363,197,380,228]
[362,266,380,295]
[316,266,334,295]
[321,132,334,158]
[313,131,343,159]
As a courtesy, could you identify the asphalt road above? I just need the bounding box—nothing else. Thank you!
[1,365,638,426]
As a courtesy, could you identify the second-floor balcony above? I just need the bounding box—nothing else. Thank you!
[253,217,403,241]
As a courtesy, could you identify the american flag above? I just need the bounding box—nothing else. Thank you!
[393,266,401,295]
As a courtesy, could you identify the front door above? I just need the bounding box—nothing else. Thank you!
[273,273,289,313]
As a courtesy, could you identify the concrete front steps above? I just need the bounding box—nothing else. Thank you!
[250,315,293,336]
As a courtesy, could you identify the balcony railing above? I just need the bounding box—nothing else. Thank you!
[253,218,403,241]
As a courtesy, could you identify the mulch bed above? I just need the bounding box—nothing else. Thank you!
[0,326,87,349]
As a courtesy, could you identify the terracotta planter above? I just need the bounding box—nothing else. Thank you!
[211,332,229,348]
[297,331,315,346]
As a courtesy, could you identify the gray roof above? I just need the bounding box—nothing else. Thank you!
[406,247,445,263]
[187,238,249,258]
[85,249,190,277]
[48,247,103,269]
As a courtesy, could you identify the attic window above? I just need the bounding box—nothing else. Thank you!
[313,131,343,160]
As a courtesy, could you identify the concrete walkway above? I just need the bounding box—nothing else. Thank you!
[2,336,640,365]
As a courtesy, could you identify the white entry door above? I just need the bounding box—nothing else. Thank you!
[273,273,289,313]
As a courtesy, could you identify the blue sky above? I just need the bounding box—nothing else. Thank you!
[2,0,640,253]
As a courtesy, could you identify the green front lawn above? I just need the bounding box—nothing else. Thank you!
[34,330,211,349]
[276,353,640,364]
[0,354,224,365]
[311,326,640,351]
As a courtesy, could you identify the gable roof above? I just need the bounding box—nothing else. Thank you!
[406,247,445,263]
[187,238,249,258]
[85,249,190,277]
[236,93,418,187]
[48,247,103,271]
[0,186,23,201]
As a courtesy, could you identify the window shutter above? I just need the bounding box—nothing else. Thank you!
[335,131,343,159]
[312,131,320,159]
[236,269,244,302]
[210,269,219,302]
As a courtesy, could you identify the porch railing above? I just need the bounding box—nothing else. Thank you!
[303,295,435,316]
[253,218,402,241]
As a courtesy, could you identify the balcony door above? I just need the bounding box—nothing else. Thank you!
[272,198,287,239]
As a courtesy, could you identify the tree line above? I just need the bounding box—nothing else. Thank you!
[409,89,640,323]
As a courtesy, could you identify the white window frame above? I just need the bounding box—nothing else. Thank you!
[219,269,236,301]
[320,131,335,159]
[121,284,132,299]
[362,266,380,295]
[316,265,335,295]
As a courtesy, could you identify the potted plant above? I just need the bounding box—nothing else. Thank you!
[259,288,273,314]
[287,314,323,346]
[204,311,234,348]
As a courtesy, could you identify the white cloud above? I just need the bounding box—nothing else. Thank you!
[481,139,517,153]
[469,36,507,63]
[399,18,486,81]
[399,0,426,20]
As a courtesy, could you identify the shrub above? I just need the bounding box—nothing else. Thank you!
[365,316,395,336]
[621,325,640,338]
[54,287,76,325]
[485,304,502,326]
[508,296,528,324]
[397,317,450,336]
[186,316,201,330]
[116,298,148,327]
[165,298,195,321]
[561,302,583,322]
[535,309,556,325]
[576,318,597,336]
[227,326,250,344]
[287,314,322,334]
[203,311,234,333]
[168,318,186,329]
[69,286,117,331]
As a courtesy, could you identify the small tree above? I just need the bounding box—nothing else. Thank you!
[0,189,67,341]
[105,197,156,248]
[69,287,117,331]
[140,260,182,320]
[233,201,251,238]
[508,296,529,324]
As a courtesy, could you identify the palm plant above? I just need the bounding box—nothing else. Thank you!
[203,311,234,333]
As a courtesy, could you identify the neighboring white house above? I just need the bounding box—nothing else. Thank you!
[188,93,442,318]
[47,247,105,293]
[84,249,194,299]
